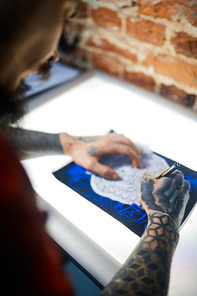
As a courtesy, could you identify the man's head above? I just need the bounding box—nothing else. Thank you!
[0,0,79,125]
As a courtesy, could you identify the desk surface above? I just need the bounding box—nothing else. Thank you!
[21,71,197,295]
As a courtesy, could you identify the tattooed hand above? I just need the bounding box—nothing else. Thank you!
[140,170,190,229]
[59,132,140,180]
[101,170,190,296]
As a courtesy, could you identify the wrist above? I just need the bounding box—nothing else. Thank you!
[145,212,179,256]
[147,210,180,233]
[59,132,71,155]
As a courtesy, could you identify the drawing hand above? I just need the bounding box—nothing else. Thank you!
[140,170,190,229]
[60,132,140,180]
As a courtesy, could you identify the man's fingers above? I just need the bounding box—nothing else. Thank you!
[155,167,169,179]
[122,145,140,168]
[141,172,156,184]
[183,180,191,197]
[110,133,141,157]
[139,197,145,211]
[164,170,183,197]
[101,142,140,168]
[170,179,190,206]
[140,172,156,204]
[90,160,119,180]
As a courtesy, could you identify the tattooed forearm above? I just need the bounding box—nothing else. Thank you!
[67,134,100,143]
[101,212,179,296]
[3,127,64,159]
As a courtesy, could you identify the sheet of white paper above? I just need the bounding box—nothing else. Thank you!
[90,144,169,205]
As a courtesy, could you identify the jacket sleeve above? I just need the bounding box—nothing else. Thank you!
[0,135,74,296]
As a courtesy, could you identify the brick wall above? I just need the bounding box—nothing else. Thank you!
[60,0,197,111]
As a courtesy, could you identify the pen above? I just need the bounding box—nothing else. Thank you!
[156,162,180,179]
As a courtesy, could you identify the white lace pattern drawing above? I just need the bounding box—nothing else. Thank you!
[90,145,169,205]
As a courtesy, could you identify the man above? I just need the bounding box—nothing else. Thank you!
[0,0,190,295]
[0,0,140,180]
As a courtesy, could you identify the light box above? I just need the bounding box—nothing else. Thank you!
[21,71,197,294]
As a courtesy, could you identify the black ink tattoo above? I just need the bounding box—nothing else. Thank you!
[3,127,64,159]
[101,213,179,296]
[141,172,190,229]
[86,146,97,156]
[67,134,100,143]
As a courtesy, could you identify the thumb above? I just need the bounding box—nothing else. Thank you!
[91,161,119,180]
[141,172,156,184]
[140,172,156,199]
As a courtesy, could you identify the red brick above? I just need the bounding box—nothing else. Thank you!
[124,69,155,91]
[91,53,119,75]
[181,6,197,27]
[86,36,137,63]
[160,84,196,108]
[173,0,196,8]
[143,52,197,88]
[171,32,197,59]
[91,7,121,31]
[75,2,88,18]
[139,0,178,20]
[96,0,132,8]
[63,22,84,46]
[139,0,197,26]
[126,17,165,46]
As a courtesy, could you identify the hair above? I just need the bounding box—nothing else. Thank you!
[0,0,55,126]
[0,1,32,51]
[0,0,72,129]
[0,0,56,56]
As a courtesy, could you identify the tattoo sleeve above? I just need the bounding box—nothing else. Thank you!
[101,212,179,296]
[67,134,100,143]
[3,127,64,159]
